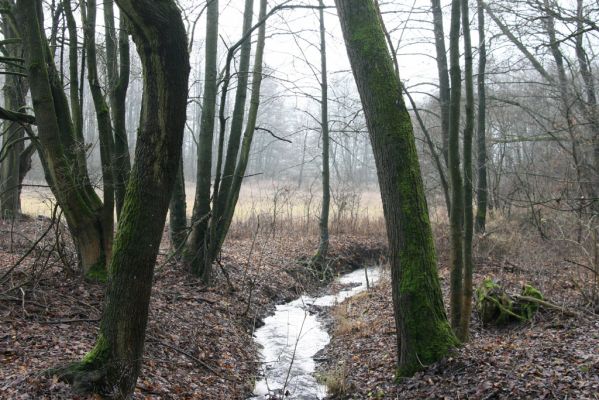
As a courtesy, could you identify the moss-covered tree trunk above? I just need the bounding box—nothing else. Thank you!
[51,0,190,397]
[334,0,458,377]
[16,0,108,279]
[185,0,219,279]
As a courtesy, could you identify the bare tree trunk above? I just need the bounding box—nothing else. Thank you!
[200,0,255,279]
[62,0,85,180]
[191,0,274,281]
[314,0,330,270]
[0,7,30,218]
[459,0,474,342]
[105,0,132,218]
[573,0,599,214]
[448,0,464,332]
[185,0,219,279]
[375,2,451,215]
[475,0,488,233]
[334,0,458,377]
[169,158,187,252]
[297,130,308,188]
[83,0,115,267]
[483,1,596,214]
[431,0,450,165]
[214,0,268,256]
[211,0,254,221]
[17,0,108,280]
[404,88,451,216]
[542,0,597,222]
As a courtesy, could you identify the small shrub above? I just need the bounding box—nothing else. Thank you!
[318,365,350,397]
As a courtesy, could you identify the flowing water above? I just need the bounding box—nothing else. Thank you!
[250,266,382,399]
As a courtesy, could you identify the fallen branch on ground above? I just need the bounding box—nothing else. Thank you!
[513,295,581,318]
[146,335,234,381]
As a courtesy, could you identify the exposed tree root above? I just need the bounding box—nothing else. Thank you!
[46,361,111,397]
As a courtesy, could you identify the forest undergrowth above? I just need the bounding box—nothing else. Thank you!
[318,215,599,399]
[1,207,598,399]
[0,213,385,399]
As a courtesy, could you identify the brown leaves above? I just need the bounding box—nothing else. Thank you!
[1,217,386,399]
[319,268,599,399]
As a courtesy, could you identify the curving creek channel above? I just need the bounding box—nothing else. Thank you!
[249,266,382,400]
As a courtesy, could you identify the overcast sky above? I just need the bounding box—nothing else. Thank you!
[179,0,443,104]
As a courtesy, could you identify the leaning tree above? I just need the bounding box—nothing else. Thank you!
[25,0,190,397]
[334,0,458,376]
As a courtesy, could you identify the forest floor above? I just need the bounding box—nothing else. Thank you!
[317,222,599,399]
[0,215,386,399]
[2,213,599,399]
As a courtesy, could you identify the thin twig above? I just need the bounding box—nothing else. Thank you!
[0,203,59,283]
[256,126,293,143]
[146,335,234,381]
[40,318,100,324]
[565,258,598,275]
[513,295,581,318]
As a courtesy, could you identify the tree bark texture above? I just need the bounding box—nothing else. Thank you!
[475,0,488,233]
[431,0,450,166]
[202,0,255,279]
[459,0,474,342]
[213,0,268,259]
[334,0,458,377]
[62,0,87,182]
[83,0,115,265]
[51,0,190,397]
[447,0,465,332]
[169,158,187,252]
[315,0,331,269]
[105,0,132,218]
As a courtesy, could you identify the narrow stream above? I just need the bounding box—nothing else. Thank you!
[250,266,381,399]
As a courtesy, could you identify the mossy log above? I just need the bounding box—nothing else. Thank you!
[476,278,544,325]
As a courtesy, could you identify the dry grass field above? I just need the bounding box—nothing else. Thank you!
[19,180,387,237]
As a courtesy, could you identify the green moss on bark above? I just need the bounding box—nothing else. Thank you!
[397,315,458,377]
[476,278,543,325]
[82,334,110,365]
[85,259,107,282]
[47,334,111,395]
[517,284,543,319]
[334,0,458,378]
